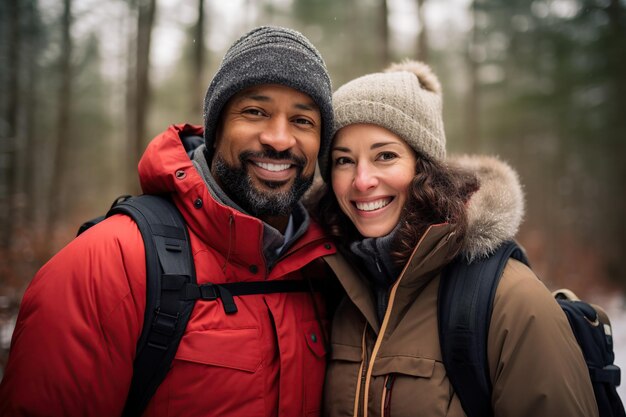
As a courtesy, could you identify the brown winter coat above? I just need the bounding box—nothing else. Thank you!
[322,155,598,417]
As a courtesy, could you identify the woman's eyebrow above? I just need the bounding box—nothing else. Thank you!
[371,141,400,150]
[333,142,401,152]
[332,146,351,153]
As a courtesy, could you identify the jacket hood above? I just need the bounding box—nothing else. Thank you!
[138,124,204,195]
[448,155,525,262]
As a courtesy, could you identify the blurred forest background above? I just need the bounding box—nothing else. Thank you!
[0,0,625,374]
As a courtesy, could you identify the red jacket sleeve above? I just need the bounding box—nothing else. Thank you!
[0,215,147,417]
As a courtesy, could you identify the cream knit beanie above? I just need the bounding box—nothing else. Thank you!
[319,60,446,180]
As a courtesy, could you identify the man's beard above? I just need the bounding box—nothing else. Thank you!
[212,149,314,217]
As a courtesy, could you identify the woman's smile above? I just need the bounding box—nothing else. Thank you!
[331,123,417,238]
[353,197,393,212]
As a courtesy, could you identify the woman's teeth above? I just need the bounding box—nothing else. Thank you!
[355,198,391,212]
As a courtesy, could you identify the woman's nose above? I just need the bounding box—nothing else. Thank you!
[258,117,295,152]
[353,163,378,191]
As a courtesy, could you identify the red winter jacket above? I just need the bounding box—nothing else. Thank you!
[0,124,336,417]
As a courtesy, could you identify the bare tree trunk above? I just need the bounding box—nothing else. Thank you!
[416,0,429,62]
[125,2,137,192]
[126,0,156,194]
[464,0,480,152]
[379,0,390,66]
[607,0,626,123]
[605,0,626,277]
[134,0,156,158]
[45,0,72,254]
[22,0,40,224]
[1,0,20,249]
[190,0,205,114]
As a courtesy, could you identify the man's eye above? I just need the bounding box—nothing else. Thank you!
[242,108,265,116]
[294,117,313,126]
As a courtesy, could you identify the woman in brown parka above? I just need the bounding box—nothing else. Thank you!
[312,61,598,417]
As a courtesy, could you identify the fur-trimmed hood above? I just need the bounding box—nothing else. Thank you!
[448,155,525,262]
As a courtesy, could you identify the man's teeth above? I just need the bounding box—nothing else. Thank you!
[355,199,391,212]
[255,161,291,172]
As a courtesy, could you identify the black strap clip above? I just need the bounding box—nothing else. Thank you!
[199,284,218,300]
[151,308,179,337]
[182,283,238,315]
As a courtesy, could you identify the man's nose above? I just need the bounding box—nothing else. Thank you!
[353,163,378,191]
[259,117,296,152]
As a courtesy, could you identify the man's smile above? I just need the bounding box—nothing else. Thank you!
[253,161,292,172]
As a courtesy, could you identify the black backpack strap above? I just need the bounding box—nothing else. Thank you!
[438,241,529,417]
[101,194,326,415]
[107,195,197,417]
[182,279,315,314]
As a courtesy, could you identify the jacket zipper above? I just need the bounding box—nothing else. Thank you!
[221,214,235,274]
[354,324,368,417]
[272,236,331,267]
[264,236,332,280]
[375,256,383,273]
[362,280,398,417]
[361,230,454,417]
[381,374,395,417]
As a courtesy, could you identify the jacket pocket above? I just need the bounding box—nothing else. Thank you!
[372,356,439,417]
[174,327,261,372]
[330,342,362,362]
[324,343,364,417]
[148,328,264,417]
[371,355,435,378]
[302,320,328,417]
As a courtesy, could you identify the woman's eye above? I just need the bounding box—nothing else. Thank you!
[378,152,397,161]
[334,156,353,166]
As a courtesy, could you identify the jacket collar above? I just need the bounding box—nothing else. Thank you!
[138,124,331,272]
[325,223,455,332]
[190,142,312,267]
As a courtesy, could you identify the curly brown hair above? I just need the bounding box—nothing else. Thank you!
[309,157,479,267]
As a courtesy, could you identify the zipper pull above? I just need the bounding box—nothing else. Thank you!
[384,374,396,417]
[385,374,395,390]
[375,256,383,273]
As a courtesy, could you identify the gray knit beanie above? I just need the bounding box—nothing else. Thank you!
[203,26,333,163]
[319,60,446,181]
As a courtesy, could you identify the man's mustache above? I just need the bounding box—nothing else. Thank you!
[239,149,306,168]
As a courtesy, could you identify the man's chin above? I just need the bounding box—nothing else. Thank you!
[212,154,313,216]
[256,178,291,191]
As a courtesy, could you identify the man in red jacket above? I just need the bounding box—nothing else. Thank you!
[0,26,335,417]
